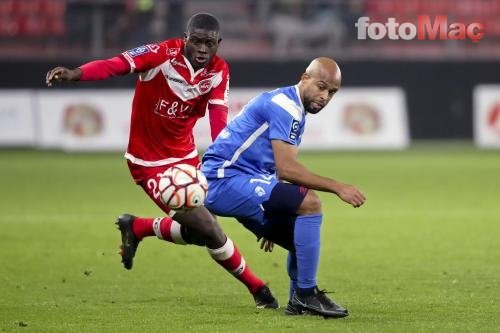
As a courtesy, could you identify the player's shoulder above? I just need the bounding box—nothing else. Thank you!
[154,38,184,57]
[265,86,303,120]
[208,54,229,72]
[262,86,296,103]
[160,38,183,47]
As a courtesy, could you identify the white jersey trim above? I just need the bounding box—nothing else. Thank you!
[164,61,223,102]
[125,148,199,167]
[182,55,205,81]
[217,122,269,178]
[139,63,162,82]
[122,52,136,73]
[271,93,303,121]
[208,99,226,106]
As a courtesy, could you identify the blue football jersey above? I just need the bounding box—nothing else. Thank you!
[202,85,306,178]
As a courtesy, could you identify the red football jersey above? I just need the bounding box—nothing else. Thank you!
[121,38,229,167]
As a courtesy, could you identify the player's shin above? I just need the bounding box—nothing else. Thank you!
[293,214,322,296]
[287,252,298,301]
[207,237,265,294]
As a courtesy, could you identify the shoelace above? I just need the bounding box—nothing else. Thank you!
[315,288,336,306]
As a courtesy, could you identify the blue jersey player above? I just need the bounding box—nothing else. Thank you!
[202,57,366,318]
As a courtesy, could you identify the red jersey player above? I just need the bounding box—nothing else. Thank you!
[45,13,278,309]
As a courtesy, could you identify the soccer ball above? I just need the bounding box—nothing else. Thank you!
[158,164,208,210]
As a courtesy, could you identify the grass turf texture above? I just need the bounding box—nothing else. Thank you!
[1,143,499,332]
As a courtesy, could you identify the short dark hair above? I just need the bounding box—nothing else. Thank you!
[186,13,220,34]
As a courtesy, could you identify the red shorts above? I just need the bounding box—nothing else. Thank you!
[127,156,201,215]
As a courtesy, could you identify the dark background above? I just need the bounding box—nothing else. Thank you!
[2,0,500,140]
[3,59,499,139]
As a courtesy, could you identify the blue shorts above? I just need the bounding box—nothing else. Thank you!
[205,174,308,242]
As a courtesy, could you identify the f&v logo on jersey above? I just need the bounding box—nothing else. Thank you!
[154,98,192,118]
[289,119,300,140]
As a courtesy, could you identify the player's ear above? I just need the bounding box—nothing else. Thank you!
[301,73,311,81]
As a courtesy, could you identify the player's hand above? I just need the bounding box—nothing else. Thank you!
[257,237,274,252]
[337,184,366,208]
[46,67,82,87]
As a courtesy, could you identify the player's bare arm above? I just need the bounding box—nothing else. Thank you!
[46,67,82,86]
[272,139,366,207]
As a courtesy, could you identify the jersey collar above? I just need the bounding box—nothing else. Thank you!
[182,55,206,82]
[293,85,306,115]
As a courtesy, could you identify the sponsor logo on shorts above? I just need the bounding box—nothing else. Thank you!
[254,186,266,197]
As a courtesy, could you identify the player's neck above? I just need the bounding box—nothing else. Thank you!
[297,82,306,104]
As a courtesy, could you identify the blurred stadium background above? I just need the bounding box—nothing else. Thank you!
[0,0,500,148]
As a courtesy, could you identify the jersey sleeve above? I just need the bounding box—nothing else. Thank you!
[79,55,130,81]
[208,104,228,141]
[266,96,303,146]
[206,61,230,141]
[121,43,169,73]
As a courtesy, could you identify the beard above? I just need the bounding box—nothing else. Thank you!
[303,97,322,114]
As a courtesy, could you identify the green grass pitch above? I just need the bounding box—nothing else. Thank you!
[1,143,499,332]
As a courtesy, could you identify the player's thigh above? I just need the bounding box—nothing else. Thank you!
[261,182,309,250]
[206,176,307,241]
[137,165,174,216]
[205,174,277,218]
[262,182,308,217]
[129,157,201,216]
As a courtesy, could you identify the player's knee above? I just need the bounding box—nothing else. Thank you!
[297,190,322,215]
[180,225,206,246]
[175,207,225,244]
[200,216,222,237]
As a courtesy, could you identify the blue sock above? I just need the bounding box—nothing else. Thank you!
[294,214,322,293]
[286,252,298,302]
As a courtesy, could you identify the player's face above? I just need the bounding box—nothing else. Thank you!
[302,74,340,114]
[184,29,221,71]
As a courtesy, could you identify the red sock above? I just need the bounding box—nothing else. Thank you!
[208,238,265,294]
[132,217,155,240]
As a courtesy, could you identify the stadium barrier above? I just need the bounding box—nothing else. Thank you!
[473,85,500,148]
[0,90,37,146]
[0,88,409,151]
